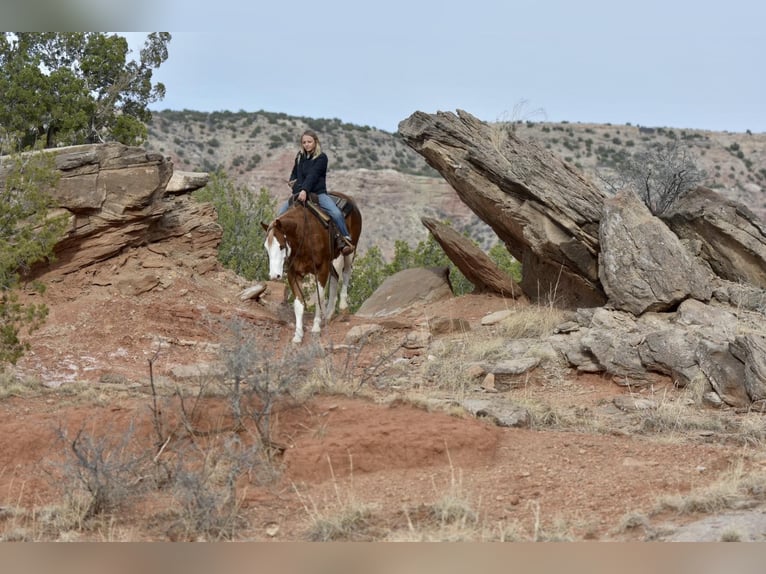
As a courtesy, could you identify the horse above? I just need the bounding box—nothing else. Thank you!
[261,192,362,343]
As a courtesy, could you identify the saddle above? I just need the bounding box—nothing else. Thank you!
[287,192,353,224]
[287,193,354,255]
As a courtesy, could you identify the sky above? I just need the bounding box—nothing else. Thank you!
[112,0,765,134]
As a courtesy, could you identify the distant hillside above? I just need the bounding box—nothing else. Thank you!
[146,110,766,258]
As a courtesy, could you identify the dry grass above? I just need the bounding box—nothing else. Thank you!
[654,458,766,516]
[637,396,727,436]
[294,455,380,542]
[0,372,44,399]
[495,305,571,340]
[617,511,651,534]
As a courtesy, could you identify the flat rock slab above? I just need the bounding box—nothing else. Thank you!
[660,506,766,541]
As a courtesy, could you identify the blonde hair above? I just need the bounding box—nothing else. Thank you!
[300,129,322,159]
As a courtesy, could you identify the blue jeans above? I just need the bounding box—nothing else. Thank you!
[278,193,350,237]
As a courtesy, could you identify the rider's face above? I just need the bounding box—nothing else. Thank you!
[301,136,316,153]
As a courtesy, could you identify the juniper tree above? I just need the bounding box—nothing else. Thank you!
[0,32,170,152]
[0,149,68,367]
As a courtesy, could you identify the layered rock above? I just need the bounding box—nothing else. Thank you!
[0,143,217,277]
[399,109,607,308]
[663,186,766,288]
[421,216,520,298]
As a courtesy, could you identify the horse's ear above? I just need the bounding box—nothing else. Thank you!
[260,221,269,232]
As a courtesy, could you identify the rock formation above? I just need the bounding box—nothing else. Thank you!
[421,216,520,298]
[398,109,766,410]
[0,143,218,279]
[399,109,607,308]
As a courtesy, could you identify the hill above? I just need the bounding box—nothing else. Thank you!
[146,109,766,258]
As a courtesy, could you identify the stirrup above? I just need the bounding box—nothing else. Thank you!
[341,236,354,255]
[336,235,354,255]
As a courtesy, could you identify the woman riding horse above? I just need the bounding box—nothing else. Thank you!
[262,193,362,344]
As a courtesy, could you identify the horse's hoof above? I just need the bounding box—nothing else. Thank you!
[292,335,303,344]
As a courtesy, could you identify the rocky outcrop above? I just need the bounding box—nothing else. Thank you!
[421,216,520,298]
[0,143,217,277]
[399,109,607,308]
[398,108,766,409]
[663,186,766,288]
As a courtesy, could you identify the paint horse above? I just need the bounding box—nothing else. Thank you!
[261,192,362,343]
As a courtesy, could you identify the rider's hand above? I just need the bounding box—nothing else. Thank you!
[297,190,307,203]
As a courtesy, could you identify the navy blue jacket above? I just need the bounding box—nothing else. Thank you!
[290,151,328,195]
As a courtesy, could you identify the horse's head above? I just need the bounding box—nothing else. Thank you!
[261,220,289,280]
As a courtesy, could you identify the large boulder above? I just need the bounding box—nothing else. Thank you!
[356,267,453,318]
[599,189,713,314]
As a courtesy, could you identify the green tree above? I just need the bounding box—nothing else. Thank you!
[488,243,522,283]
[347,234,475,313]
[0,32,170,152]
[194,171,276,281]
[347,245,387,311]
[1,149,69,367]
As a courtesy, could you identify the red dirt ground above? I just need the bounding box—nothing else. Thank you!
[0,244,761,541]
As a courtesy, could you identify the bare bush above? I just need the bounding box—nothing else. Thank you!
[169,435,255,540]
[55,423,154,520]
[601,140,706,215]
[219,317,321,455]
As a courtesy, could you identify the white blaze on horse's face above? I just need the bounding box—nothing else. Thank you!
[264,228,288,280]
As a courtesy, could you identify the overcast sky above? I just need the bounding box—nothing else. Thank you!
[123,0,765,134]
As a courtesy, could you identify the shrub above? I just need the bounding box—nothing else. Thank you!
[0,149,68,368]
[601,141,706,215]
[193,172,276,280]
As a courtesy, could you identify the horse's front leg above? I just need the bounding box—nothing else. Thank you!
[311,280,325,334]
[338,254,353,312]
[288,275,304,344]
[325,260,342,324]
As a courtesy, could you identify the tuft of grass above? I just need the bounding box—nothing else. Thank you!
[295,455,381,542]
[617,511,651,533]
[496,305,570,340]
[305,503,377,542]
[654,459,766,516]
[720,528,742,542]
[636,388,727,436]
[0,372,44,399]
[421,340,475,398]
